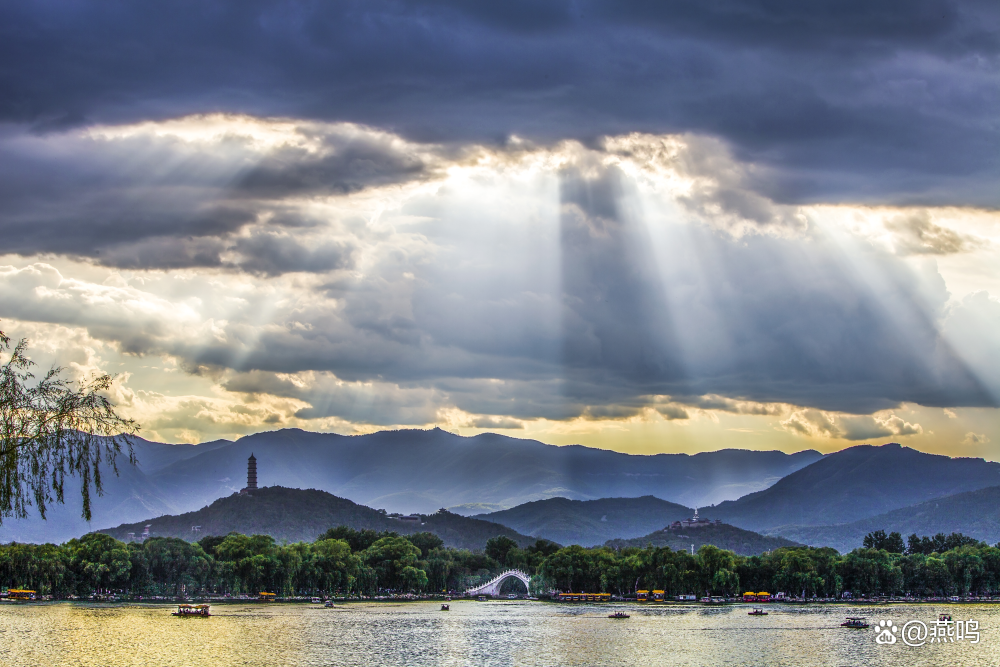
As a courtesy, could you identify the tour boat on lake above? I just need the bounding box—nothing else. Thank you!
[608,611,630,619]
[841,617,869,629]
[172,604,210,617]
[441,603,450,611]
[748,608,768,616]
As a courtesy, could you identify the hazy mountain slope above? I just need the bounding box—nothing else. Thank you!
[148,428,822,515]
[131,436,233,474]
[0,462,176,544]
[99,486,537,550]
[772,485,1000,553]
[0,436,232,544]
[605,523,800,556]
[713,444,1000,531]
[478,496,693,547]
[1,428,821,544]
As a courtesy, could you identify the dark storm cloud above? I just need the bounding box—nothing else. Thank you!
[1,1,997,205]
[232,132,428,199]
[144,159,995,418]
[0,121,424,272]
[231,232,354,277]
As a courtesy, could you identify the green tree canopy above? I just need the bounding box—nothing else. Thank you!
[319,526,397,552]
[485,535,519,567]
[363,536,424,592]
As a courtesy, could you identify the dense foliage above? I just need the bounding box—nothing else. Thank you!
[1,325,138,524]
[4,528,1000,599]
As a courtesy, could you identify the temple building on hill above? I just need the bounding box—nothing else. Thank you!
[239,454,258,495]
[666,508,721,531]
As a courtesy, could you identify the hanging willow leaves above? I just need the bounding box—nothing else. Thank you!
[0,327,139,524]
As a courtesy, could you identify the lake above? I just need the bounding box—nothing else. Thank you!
[1,600,996,666]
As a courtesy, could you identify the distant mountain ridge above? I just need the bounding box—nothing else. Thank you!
[0,428,822,544]
[149,428,821,515]
[605,523,801,556]
[772,485,1000,553]
[99,486,537,550]
[713,444,1000,532]
[478,496,694,547]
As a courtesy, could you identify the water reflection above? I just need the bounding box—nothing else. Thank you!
[0,601,996,667]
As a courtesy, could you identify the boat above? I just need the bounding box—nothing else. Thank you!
[6,589,36,601]
[841,617,869,629]
[608,611,630,619]
[939,613,952,622]
[477,596,487,601]
[172,604,211,617]
[748,608,768,616]
[310,597,321,604]
[441,603,450,611]
[324,600,334,608]
[444,596,452,602]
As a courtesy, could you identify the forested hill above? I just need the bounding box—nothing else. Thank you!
[99,486,537,550]
[479,496,694,547]
[773,485,1000,553]
[604,523,800,556]
[713,443,1000,531]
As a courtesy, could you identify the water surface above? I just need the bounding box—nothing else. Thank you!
[1,601,995,666]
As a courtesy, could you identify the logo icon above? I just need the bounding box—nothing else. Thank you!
[875,619,898,645]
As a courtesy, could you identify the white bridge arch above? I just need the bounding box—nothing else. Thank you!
[466,569,532,597]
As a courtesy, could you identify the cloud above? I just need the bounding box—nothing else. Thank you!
[886,210,986,255]
[781,409,923,441]
[1,2,998,206]
[655,404,691,421]
[0,128,997,433]
[232,133,429,199]
[231,232,354,277]
[468,416,524,430]
[0,118,431,273]
[942,291,1000,402]
[963,432,991,445]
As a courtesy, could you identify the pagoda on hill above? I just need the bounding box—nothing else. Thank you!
[239,454,258,495]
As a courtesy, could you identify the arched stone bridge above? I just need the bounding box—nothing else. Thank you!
[465,569,532,597]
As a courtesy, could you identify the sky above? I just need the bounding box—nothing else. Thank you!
[0,1,998,457]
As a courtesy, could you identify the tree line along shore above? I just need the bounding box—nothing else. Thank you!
[3,527,1000,601]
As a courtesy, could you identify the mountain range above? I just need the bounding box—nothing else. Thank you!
[473,443,1000,551]
[0,428,821,544]
[710,443,1000,532]
[477,496,694,547]
[4,430,1000,554]
[773,485,1000,553]
[99,486,536,550]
